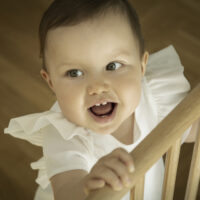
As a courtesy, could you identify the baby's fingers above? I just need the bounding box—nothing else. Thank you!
[112,148,135,173]
[84,179,105,195]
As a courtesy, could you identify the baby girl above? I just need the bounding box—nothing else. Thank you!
[4,0,198,199]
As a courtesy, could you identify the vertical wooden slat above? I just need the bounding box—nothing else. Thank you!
[162,139,181,200]
[130,187,134,200]
[185,121,200,200]
[130,176,145,200]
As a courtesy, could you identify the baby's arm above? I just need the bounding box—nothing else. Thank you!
[50,169,88,200]
[50,147,135,200]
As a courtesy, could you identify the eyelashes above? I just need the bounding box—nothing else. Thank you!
[65,62,123,78]
[66,69,83,78]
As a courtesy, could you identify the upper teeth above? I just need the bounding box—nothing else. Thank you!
[95,102,108,106]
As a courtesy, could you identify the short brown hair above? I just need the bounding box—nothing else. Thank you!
[39,0,145,71]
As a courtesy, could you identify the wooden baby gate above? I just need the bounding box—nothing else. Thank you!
[85,83,200,200]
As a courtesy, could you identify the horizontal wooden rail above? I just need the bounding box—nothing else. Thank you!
[85,83,200,200]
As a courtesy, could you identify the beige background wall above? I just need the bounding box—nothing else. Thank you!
[0,0,199,199]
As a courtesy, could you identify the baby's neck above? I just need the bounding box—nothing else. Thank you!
[111,113,134,145]
[118,129,134,145]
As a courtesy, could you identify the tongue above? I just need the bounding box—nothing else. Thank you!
[91,103,113,116]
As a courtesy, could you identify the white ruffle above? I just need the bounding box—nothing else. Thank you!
[4,103,92,189]
[30,157,50,189]
[145,45,191,121]
[4,107,90,146]
[4,111,54,146]
[145,45,192,143]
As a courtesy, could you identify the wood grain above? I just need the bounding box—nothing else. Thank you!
[162,139,181,200]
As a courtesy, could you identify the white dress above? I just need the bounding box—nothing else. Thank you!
[4,45,192,200]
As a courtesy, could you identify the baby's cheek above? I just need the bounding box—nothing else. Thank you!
[115,75,140,92]
[118,77,141,105]
[61,95,86,121]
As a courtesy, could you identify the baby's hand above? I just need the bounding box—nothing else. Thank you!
[83,147,135,195]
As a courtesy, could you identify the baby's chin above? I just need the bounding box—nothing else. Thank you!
[86,125,118,135]
[63,115,117,135]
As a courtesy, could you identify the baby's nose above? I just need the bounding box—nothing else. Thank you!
[87,82,110,95]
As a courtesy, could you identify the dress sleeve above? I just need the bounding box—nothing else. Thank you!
[4,106,95,189]
[30,124,95,190]
[3,111,55,146]
[145,45,192,144]
[42,124,94,180]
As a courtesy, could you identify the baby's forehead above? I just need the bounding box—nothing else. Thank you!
[45,15,139,55]
[39,1,144,73]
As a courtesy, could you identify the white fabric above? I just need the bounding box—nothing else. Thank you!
[4,45,192,200]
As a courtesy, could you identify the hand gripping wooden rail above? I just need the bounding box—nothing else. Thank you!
[85,83,200,200]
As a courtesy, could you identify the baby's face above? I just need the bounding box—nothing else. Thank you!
[41,11,148,136]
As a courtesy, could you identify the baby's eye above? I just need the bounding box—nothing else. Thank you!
[65,62,122,78]
[66,69,83,78]
[106,62,122,71]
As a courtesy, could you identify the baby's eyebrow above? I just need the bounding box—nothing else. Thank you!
[57,49,131,69]
[109,49,131,58]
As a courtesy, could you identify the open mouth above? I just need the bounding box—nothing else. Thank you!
[89,102,116,116]
[88,103,118,123]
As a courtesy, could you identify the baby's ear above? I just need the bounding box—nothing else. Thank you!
[141,51,149,76]
[40,69,55,93]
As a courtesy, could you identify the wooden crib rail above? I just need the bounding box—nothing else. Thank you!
[85,83,200,200]
[185,119,200,199]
